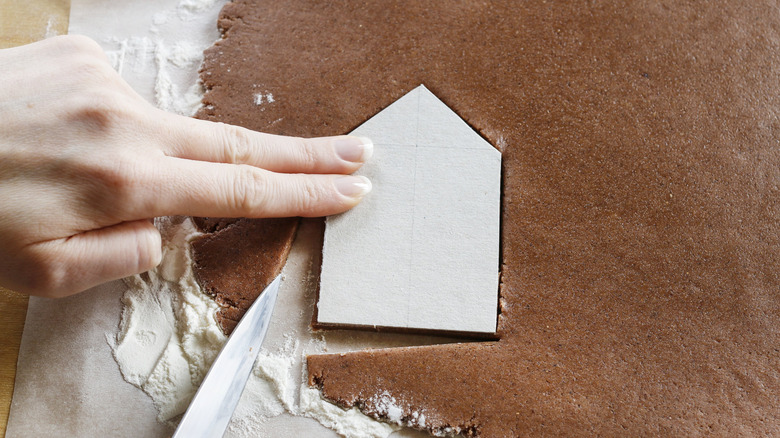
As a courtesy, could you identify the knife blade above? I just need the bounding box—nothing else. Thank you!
[172,274,282,438]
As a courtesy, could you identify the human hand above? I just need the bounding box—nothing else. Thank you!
[0,35,373,297]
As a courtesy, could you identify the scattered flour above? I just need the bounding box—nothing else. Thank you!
[100,0,225,117]
[152,12,169,26]
[368,392,436,432]
[102,34,204,116]
[254,92,275,106]
[300,385,399,438]
[111,218,402,437]
[153,40,206,115]
[372,392,406,425]
[110,217,224,422]
[178,0,224,14]
[254,346,297,412]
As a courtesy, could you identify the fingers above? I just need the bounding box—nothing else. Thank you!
[21,220,162,297]
[161,113,373,174]
[137,157,372,219]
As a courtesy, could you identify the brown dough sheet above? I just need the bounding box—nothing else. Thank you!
[196,1,780,436]
[191,217,296,333]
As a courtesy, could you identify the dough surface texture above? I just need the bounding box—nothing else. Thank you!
[195,1,780,436]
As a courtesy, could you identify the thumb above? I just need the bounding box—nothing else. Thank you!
[26,220,162,297]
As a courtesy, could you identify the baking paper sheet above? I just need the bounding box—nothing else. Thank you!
[6,282,169,437]
[7,1,445,436]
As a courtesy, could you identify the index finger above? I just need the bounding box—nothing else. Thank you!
[159,111,374,175]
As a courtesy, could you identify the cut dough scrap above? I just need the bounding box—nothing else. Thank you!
[190,217,297,334]
[317,85,501,334]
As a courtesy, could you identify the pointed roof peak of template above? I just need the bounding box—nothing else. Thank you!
[352,85,498,154]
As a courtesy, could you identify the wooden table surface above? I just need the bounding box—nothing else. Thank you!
[0,1,71,435]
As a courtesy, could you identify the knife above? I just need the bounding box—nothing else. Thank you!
[172,274,283,438]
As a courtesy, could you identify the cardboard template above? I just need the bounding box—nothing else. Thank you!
[318,85,501,334]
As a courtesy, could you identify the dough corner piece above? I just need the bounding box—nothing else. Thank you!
[190,217,298,335]
[307,344,500,437]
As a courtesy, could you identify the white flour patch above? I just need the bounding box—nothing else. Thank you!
[372,392,405,424]
[300,385,399,438]
[368,391,434,431]
[254,92,275,106]
[112,219,402,437]
[178,0,223,14]
[153,40,205,115]
[97,0,226,117]
[102,36,203,116]
[109,217,224,422]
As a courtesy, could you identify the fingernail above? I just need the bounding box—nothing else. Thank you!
[335,136,374,163]
[335,175,372,198]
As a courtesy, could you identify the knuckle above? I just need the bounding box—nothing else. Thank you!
[72,56,118,87]
[76,156,146,216]
[20,248,68,297]
[67,88,132,131]
[105,161,146,207]
[50,35,105,59]
[230,166,268,213]
[222,124,254,164]
[297,138,319,168]
[295,179,327,215]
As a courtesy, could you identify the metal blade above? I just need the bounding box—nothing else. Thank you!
[172,274,282,438]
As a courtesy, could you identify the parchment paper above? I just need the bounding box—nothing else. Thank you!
[8,1,225,436]
[7,1,443,436]
[6,282,168,437]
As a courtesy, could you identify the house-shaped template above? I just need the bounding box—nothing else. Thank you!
[317,85,501,334]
